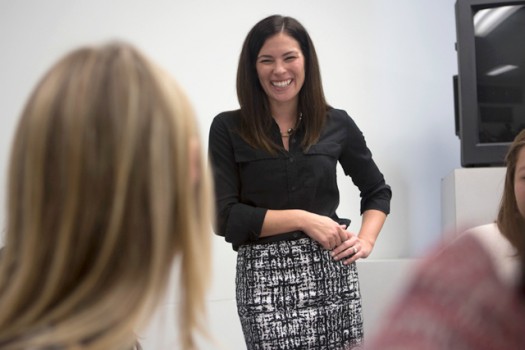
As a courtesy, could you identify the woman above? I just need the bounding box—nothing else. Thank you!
[208,15,392,349]
[368,130,525,349]
[0,41,213,349]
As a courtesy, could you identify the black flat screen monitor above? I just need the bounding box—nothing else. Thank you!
[455,0,525,167]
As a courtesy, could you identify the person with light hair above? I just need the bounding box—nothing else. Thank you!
[0,41,213,350]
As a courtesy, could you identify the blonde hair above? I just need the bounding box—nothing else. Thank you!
[497,129,525,258]
[0,41,213,349]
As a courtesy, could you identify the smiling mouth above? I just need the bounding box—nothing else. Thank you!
[271,79,292,88]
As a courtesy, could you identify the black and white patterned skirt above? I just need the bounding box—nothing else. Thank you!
[236,237,363,350]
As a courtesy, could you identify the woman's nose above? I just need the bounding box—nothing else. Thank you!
[273,60,286,74]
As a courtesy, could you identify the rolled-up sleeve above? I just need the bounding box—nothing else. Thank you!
[208,114,267,249]
[208,109,391,250]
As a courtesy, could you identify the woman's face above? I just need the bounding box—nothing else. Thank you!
[256,32,305,110]
[514,147,525,219]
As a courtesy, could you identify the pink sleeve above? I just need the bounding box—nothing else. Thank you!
[367,234,525,350]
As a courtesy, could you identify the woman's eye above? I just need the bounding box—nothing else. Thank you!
[285,56,296,61]
[258,57,273,64]
[515,174,525,182]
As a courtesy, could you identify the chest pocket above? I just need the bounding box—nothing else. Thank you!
[301,142,340,188]
[305,142,341,158]
[232,143,285,196]
[233,142,276,163]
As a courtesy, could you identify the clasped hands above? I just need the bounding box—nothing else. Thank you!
[304,214,372,265]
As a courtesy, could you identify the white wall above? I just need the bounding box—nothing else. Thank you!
[0,0,459,348]
[0,0,460,256]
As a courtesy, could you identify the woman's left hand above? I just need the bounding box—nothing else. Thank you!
[331,210,386,265]
[330,232,373,265]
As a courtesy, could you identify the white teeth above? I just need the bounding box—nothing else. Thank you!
[272,79,292,87]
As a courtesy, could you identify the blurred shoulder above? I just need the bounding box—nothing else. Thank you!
[461,223,519,286]
[423,232,493,283]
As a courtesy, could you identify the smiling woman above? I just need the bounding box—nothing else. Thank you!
[255,32,306,115]
[208,14,392,350]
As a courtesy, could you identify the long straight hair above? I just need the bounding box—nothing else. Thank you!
[497,129,525,260]
[521,231,525,298]
[0,42,213,349]
[236,15,329,153]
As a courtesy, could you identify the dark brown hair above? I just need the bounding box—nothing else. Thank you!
[522,234,525,298]
[497,129,525,260]
[236,15,329,153]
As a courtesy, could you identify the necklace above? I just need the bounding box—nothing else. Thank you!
[280,113,302,138]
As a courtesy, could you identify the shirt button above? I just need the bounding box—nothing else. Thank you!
[292,232,300,238]
[291,186,296,191]
[289,157,294,163]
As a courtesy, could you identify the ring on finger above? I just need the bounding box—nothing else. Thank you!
[352,246,357,254]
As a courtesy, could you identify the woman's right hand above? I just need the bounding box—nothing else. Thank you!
[300,212,349,250]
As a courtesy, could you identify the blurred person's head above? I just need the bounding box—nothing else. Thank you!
[0,41,213,349]
[498,129,525,259]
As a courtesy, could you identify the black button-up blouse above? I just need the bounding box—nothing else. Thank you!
[208,108,392,251]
